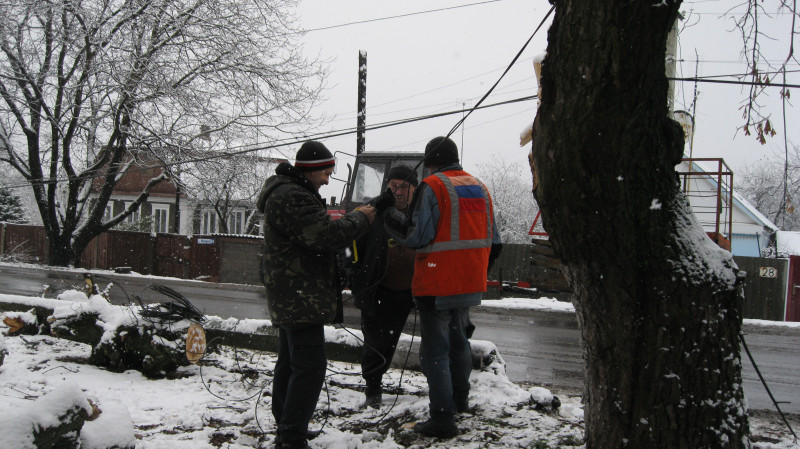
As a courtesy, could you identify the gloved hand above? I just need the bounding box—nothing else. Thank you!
[370,188,396,213]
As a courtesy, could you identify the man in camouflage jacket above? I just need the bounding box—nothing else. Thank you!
[257,140,376,449]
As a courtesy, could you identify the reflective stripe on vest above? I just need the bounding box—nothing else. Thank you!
[416,172,493,254]
[411,170,493,297]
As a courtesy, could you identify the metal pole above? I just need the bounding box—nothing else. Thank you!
[357,51,367,155]
[461,101,465,162]
[665,17,679,114]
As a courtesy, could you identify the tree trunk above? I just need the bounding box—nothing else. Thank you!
[47,232,76,267]
[532,1,750,447]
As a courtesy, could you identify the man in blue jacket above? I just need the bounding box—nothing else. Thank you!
[384,136,502,439]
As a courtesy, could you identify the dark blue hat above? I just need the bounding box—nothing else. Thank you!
[424,136,459,166]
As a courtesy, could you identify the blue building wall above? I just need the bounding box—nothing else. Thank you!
[731,233,762,257]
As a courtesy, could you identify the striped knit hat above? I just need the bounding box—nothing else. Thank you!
[294,140,335,172]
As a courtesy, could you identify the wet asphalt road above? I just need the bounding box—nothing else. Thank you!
[1,263,798,414]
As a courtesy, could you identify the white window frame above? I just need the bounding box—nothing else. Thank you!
[103,204,113,223]
[152,204,169,233]
[201,209,217,234]
[228,210,245,235]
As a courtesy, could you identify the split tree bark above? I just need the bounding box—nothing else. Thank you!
[532,1,750,447]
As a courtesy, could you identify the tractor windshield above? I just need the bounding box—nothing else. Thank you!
[351,161,386,204]
[343,153,426,211]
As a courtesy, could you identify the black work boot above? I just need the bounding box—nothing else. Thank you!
[361,383,382,409]
[275,440,311,449]
[413,415,458,438]
[362,392,382,409]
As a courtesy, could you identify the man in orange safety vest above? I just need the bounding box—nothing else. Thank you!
[383,136,502,439]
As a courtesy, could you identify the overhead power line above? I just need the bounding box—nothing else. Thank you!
[299,0,504,34]
[6,68,795,192]
[2,95,537,191]
[445,5,555,139]
[668,76,800,89]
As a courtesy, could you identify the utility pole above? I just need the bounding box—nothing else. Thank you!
[357,51,367,155]
[460,101,466,162]
[665,18,678,113]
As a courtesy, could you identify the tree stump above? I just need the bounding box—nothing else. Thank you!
[25,383,92,449]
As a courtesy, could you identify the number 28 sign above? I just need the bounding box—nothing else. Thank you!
[759,267,778,278]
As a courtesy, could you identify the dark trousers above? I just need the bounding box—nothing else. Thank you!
[272,324,326,444]
[360,286,414,392]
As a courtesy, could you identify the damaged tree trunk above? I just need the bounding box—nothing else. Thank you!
[88,324,190,378]
[50,313,193,379]
[532,1,750,447]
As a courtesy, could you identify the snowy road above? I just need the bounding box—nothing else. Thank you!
[1,262,798,415]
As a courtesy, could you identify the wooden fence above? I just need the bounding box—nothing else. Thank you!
[0,222,260,284]
[0,222,793,321]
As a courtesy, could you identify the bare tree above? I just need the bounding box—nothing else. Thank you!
[533,1,749,447]
[735,0,796,144]
[474,157,539,244]
[181,130,277,235]
[738,146,800,232]
[0,0,323,266]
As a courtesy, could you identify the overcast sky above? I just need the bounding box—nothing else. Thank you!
[291,0,800,203]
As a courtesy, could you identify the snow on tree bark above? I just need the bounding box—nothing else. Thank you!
[531,1,750,447]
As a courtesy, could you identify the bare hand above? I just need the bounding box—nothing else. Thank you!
[356,204,377,223]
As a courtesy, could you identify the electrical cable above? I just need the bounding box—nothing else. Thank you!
[198,337,269,402]
[296,0,504,35]
[739,332,798,441]
[134,284,205,326]
[668,76,800,89]
[6,67,794,194]
[444,5,554,141]
[1,95,536,191]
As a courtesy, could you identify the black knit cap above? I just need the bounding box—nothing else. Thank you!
[387,164,418,187]
[424,136,459,166]
[294,140,335,172]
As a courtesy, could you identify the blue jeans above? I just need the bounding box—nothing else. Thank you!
[415,297,472,420]
[272,325,326,444]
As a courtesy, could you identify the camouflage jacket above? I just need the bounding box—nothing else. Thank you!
[257,162,370,326]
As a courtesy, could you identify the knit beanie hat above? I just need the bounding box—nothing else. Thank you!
[294,140,335,172]
[387,164,418,186]
[424,136,459,166]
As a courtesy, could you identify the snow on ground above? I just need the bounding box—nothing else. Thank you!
[0,332,584,449]
[0,293,798,448]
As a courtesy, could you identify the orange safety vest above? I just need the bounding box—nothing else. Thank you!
[412,170,494,297]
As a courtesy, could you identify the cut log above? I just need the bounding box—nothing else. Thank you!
[89,324,190,379]
[3,309,42,335]
[50,312,103,346]
[51,310,196,379]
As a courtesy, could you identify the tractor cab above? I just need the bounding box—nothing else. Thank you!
[341,151,428,212]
